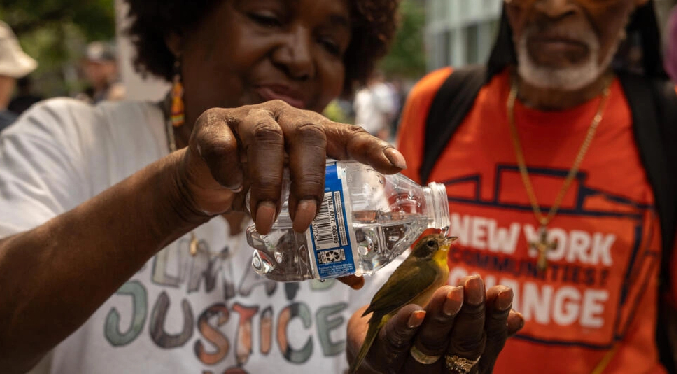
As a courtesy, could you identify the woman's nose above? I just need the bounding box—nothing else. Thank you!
[271,27,316,81]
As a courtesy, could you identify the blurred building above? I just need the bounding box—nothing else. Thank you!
[425,0,502,70]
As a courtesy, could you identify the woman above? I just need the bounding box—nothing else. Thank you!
[0,1,520,373]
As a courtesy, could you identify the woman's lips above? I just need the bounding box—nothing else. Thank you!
[255,86,306,109]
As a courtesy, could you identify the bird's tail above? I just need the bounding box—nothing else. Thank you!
[348,315,386,374]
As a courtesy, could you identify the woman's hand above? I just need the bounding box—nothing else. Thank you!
[347,275,524,373]
[175,100,406,235]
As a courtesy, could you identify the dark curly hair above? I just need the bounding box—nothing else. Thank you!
[124,0,400,95]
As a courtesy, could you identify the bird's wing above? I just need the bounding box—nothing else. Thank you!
[363,259,438,317]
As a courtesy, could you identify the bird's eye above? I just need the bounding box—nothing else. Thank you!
[427,240,436,247]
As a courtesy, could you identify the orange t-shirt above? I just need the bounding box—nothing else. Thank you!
[397,68,668,374]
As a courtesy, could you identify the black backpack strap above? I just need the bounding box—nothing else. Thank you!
[618,73,677,290]
[618,73,677,374]
[420,66,486,184]
[651,78,677,374]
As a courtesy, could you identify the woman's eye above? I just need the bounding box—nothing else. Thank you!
[249,13,282,28]
[320,38,341,56]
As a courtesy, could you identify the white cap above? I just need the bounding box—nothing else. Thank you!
[0,21,36,78]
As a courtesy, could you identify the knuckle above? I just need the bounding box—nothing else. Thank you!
[418,336,449,353]
[294,122,327,142]
[294,175,323,190]
[199,134,237,155]
[196,108,225,128]
[384,325,414,351]
[450,337,485,356]
[251,121,284,144]
[459,304,486,320]
[252,174,282,192]
[429,311,454,326]
[265,99,290,112]
[487,309,510,324]
[485,328,508,342]
[386,333,411,351]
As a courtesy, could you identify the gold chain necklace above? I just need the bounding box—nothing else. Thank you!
[506,78,611,271]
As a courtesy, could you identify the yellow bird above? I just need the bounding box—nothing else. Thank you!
[349,233,454,373]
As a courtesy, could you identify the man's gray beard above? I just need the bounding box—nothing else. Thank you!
[517,29,617,91]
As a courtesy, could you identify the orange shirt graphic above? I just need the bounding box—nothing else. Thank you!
[397,68,668,374]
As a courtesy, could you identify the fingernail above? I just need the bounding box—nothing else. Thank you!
[255,202,277,235]
[407,310,426,328]
[465,276,485,305]
[496,289,513,311]
[383,148,407,170]
[292,200,317,233]
[352,277,365,290]
[343,275,365,290]
[444,286,464,316]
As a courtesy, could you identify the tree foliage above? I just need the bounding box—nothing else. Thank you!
[0,0,115,96]
[0,0,114,40]
[379,0,427,79]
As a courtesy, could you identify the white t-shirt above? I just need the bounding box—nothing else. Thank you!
[0,99,397,374]
[353,83,396,136]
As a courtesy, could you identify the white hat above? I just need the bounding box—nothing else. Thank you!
[0,20,36,78]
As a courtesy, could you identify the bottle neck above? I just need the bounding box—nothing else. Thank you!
[423,182,450,233]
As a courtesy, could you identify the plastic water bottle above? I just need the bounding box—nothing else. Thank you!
[245,160,450,281]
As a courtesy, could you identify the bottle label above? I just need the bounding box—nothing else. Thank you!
[307,161,356,279]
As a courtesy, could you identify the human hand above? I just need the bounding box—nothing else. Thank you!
[347,276,524,373]
[175,100,406,234]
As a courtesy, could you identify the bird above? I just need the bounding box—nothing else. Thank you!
[349,233,455,373]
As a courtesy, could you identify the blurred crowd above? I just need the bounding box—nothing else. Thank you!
[0,21,123,133]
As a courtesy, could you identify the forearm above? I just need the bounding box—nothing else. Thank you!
[0,149,211,372]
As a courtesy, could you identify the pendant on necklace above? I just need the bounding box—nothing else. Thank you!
[189,232,199,256]
[530,225,558,271]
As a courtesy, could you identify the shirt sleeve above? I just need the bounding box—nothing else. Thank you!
[396,68,454,184]
[0,99,98,237]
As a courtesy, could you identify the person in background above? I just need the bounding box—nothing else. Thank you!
[0,20,36,132]
[353,70,397,140]
[665,4,677,82]
[8,76,44,116]
[0,0,520,373]
[76,41,125,104]
[398,0,677,373]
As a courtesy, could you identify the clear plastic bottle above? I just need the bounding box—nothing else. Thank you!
[246,160,450,281]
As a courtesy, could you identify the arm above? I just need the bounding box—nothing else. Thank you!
[0,100,404,373]
[0,149,207,373]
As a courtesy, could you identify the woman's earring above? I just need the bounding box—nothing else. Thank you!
[171,59,185,128]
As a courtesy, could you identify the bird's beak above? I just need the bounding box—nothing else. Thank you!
[441,236,457,251]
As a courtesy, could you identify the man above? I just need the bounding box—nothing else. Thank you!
[0,20,36,132]
[354,71,397,140]
[398,0,677,372]
[77,41,125,104]
[665,4,677,82]
[8,76,44,116]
